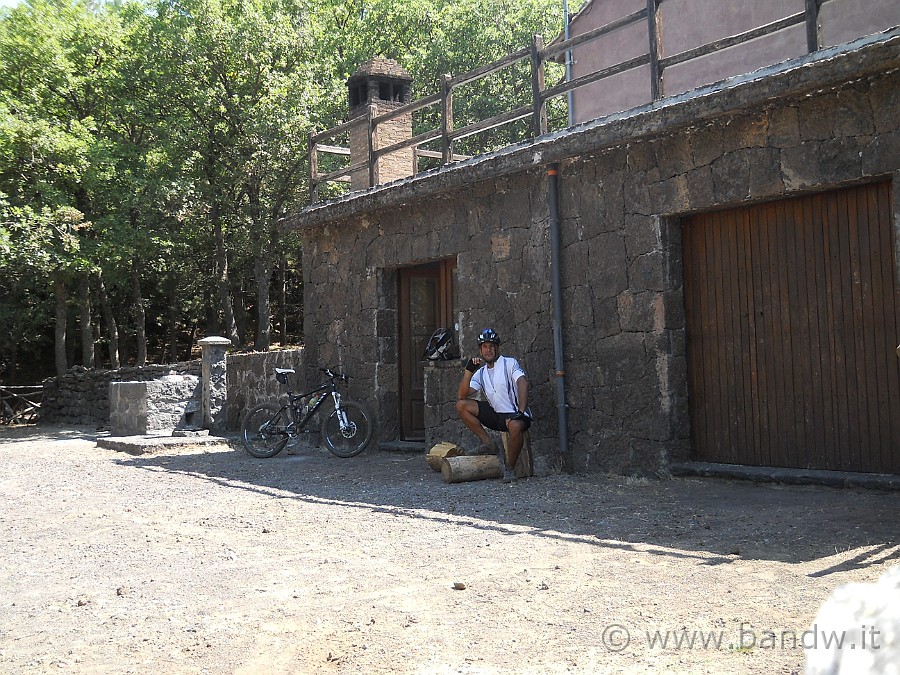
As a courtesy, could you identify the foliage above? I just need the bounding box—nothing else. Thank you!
[0,0,578,381]
[309,0,573,154]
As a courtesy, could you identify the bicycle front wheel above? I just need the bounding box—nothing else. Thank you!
[241,403,290,458]
[321,400,374,458]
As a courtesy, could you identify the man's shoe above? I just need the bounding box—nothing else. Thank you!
[478,442,500,456]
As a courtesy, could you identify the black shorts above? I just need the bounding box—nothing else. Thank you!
[477,400,532,432]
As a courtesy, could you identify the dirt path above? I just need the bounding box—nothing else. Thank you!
[1,425,898,674]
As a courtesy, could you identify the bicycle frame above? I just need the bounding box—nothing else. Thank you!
[276,368,349,436]
[242,365,373,459]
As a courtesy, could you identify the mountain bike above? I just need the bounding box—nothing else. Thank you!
[240,366,374,459]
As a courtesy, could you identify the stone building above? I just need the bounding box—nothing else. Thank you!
[287,29,900,477]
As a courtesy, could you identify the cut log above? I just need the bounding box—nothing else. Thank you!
[502,431,533,478]
[426,441,463,471]
[441,455,502,483]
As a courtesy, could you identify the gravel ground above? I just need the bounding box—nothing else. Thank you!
[0,425,898,674]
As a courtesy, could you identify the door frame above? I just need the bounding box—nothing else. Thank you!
[398,259,457,441]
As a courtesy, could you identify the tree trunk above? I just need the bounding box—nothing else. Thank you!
[166,274,178,363]
[97,272,120,369]
[254,255,272,351]
[426,442,463,471]
[54,275,68,377]
[212,203,240,347]
[233,283,251,347]
[132,259,147,366]
[78,274,95,368]
[246,181,271,352]
[6,339,17,383]
[128,208,147,367]
[277,252,288,348]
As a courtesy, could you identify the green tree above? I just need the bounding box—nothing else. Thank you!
[0,0,134,374]
[308,0,573,156]
[140,0,314,350]
[1,0,578,381]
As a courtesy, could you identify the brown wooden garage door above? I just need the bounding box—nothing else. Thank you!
[683,181,900,474]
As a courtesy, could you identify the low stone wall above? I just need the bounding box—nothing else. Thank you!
[109,376,201,436]
[225,349,305,431]
[41,362,201,429]
[40,349,305,433]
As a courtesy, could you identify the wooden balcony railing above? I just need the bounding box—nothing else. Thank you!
[309,0,849,204]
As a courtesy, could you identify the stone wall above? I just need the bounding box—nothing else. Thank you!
[40,349,305,432]
[423,361,472,451]
[292,34,900,476]
[41,362,201,429]
[300,169,573,474]
[225,349,305,431]
[108,376,201,436]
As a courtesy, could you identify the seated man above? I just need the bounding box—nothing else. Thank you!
[455,328,531,482]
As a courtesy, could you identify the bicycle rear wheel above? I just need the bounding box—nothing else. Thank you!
[321,400,373,458]
[241,403,290,458]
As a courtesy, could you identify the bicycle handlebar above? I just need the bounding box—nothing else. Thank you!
[320,367,349,382]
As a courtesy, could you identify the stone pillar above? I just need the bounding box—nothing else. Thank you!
[109,381,149,436]
[199,336,231,433]
[423,360,470,451]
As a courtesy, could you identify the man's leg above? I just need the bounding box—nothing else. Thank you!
[455,399,496,450]
[504,418,528,469]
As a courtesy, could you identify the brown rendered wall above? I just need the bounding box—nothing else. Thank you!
[568,0,899,123]
[293,36,900,476]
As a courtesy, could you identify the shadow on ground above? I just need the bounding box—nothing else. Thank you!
[7,424,896,573]
[91,432,900,575]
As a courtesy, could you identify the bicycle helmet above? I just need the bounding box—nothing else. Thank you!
[477,328,501,345]
[424,327,455,361]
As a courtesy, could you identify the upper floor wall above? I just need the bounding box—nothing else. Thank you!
[567,0,899,123]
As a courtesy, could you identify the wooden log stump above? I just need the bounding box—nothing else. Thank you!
[441,455,502,483]
[426,441,463,471]
[502,430,533,478]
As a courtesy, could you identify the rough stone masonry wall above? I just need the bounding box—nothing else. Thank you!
[302,169,558,469]
[108,377,201,436]
[40,350,305,432]
[555,66,899,473]
[226,349,304,431]
[41,362,201,429]
[299,45,900,476]
[424,361,478,451]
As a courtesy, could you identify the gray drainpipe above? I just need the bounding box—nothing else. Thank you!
[547,164,570,458]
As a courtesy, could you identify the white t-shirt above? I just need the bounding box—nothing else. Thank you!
[470,355,527,414]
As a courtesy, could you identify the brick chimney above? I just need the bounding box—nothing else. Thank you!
[347,58,414,191]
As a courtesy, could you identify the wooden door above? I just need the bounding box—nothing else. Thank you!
[399,260,457,441]
[683,182,900,473]
[400,268,439,440]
